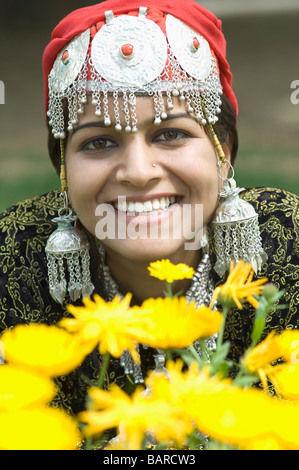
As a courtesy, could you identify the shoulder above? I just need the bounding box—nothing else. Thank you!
[240,187,298,221]
[240,187,298,258]
[0,190,61,238]
[242,187,299,328]
[0,191,64,330]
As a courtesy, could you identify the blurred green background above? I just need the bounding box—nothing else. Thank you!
[0,0,298,212]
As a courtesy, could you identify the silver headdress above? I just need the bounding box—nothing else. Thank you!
[47,7,223,138]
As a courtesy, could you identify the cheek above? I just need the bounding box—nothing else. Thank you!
[65,158,106,234]
[180,148,219,199]
[185,151,219,221]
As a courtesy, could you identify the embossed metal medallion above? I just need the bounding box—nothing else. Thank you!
[166,14,212,81]
[49,29,90,94]
[91,14,168,88]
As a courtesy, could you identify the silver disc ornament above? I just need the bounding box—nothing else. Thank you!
[166,14,213,81]
[91,14,168,89]
[49,29,90,94]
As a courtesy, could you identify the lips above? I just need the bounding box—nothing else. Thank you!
[113,196,179,214]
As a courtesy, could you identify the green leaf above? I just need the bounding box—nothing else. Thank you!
[216,361,233,379]
[210,341,231,375]
[250,289,286,347]
[171,348,195,366]
[251,316,266,346]
[187,430,207,450]
[233,374,259,388]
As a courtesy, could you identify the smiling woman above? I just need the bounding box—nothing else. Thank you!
[65,98,220,286]
[0,0,298,419]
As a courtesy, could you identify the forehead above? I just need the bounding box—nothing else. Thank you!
[76,94,195,129]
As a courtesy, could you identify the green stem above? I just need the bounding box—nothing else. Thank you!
[165,349,172,362]
[189,344,204,369]
[97,351,111,389]
[164,282,173,298]
[216,305,229,348]
[199,339,211,363]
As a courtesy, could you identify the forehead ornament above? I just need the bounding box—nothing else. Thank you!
[47,7,223,138]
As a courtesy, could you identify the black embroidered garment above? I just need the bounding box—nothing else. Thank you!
[0,187,298,414]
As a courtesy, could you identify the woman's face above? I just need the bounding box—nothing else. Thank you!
[65,97,225,263]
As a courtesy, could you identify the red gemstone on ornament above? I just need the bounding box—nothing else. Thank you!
[121,44,134,57]
[62,50,70,64]
[193,37,200,50]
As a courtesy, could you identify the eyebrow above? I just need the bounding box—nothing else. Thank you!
[70,113,200,136]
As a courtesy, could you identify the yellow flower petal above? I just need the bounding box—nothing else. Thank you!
[0,407,80,450]
[61,294,154,360]
[1,324,88,377]
[79,383,192,450]
[0,365,56,410]
[210,260,268,310]
[140,297,222,349]
[148,259,195,283]
[275,329,299,363]
[268,363,299,401]
[244,331,280,374]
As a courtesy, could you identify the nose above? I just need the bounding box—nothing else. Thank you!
[115,137,163,187]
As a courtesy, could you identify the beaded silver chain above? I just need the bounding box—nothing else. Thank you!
[97,243,216,384]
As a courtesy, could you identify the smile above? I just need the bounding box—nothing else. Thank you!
[113,196,178,214]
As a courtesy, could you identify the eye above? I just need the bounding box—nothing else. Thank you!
[81,136,116,151]
[153,129,190,143]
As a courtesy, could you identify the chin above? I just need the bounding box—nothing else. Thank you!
[102,238,188,263]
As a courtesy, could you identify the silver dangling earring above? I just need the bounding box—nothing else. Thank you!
[211,159,267,277]
[45,140,94,305]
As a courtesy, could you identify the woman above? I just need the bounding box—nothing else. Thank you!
[0,0,298,415]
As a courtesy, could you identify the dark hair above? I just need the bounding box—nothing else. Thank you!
[212,94,238,166]
[47,93,238,173]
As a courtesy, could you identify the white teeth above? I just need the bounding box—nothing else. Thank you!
[135,202,144,213]
[143,201,153,212]
[128,201,135,212]
[114,196,177,213]
[152,199,160,210]
[160,197,167,209]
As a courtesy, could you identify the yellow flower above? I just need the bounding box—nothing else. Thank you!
[1,324,88,377]
[191,382,299,450]
[79,384,192,450]
[0,365,56,410]
[60,293,154,363]
[0,407,80,450]
[270,401,299,450]
[139,297,222,350]
[145,361,299,450]
[147,259,195,283]
[244,329,299,391]
[268,363,299,401]
[274,329,299,363]
[146,361,230,426]
[210,260,268,310]
[243,331,282,389]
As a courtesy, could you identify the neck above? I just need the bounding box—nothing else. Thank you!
[104,249,202,306]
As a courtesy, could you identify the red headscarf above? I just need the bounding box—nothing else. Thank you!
[43,0,238,116]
